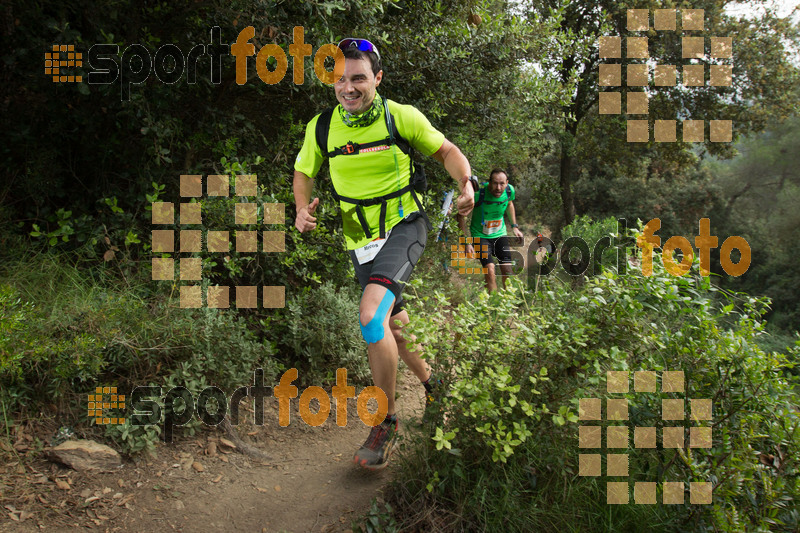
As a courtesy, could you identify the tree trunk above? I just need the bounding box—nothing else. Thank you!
[560,145,576,226]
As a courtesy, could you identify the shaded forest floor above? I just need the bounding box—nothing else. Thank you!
[0,226,547,532]
[1,369,425,532]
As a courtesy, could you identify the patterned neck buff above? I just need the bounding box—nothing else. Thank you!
[340,92,384,128]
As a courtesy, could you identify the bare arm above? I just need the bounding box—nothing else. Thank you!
[457,213,474,256]
[507,201,523,239]
[431,139,474,216]
[457,213,469,237]
[293,170,319,233]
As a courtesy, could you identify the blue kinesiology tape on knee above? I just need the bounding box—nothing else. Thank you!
[360,289,394,344]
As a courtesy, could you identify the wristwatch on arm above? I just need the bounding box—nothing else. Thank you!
[468,175,479,193]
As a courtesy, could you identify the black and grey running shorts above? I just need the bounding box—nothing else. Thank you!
[477,236,512,267]
[348,213,428,317]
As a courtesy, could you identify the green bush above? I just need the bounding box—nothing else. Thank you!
[392,229,800,532]
[271,281,371,385]
[0,251,280,455]
[561,214,624,275]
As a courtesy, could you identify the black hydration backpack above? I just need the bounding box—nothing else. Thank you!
[314,104,427,239]
[474,182,512,228]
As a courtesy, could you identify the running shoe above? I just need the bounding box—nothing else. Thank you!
[353,419,398,470]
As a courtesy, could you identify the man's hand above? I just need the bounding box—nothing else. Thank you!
[295,198,319,233]
[456,180,475,216]
[465,243,475,259]
[513,227,524,240]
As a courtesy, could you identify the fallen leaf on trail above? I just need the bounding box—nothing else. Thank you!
[54,479,70,490]
[117,495,135,507]
[191,461,204,472]
[103,250,115,261]
[205,442,217,457]
[219,438,236,449]
[256,487,268,493]
[212,475,223,483]
[274,485,281,492]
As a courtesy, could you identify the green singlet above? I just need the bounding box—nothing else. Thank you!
[469,183,516,238]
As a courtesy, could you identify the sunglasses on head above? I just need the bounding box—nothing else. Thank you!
[337,38,381,60]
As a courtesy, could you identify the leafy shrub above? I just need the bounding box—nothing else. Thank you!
[272,281,371,385]
[103,306,279,455]
[560,214,624,275]
[0,251,280,455]
[392,229,800,532]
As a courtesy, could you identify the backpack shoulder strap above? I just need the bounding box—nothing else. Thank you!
[476,184,486,207]
[315,107,335,157]
[384,101,411,156]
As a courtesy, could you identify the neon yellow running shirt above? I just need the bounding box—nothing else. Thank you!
[295,99,445,250]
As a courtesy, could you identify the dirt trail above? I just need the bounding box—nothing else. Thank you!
[0,369,425,533]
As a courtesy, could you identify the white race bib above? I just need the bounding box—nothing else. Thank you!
[483,219,503,235]
[354,229,392,265]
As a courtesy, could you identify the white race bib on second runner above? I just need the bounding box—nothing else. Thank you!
[483,219,503,236]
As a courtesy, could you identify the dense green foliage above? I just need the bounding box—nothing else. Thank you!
[518,0,800,228]
[1,1,799,530]
[708,115,800,334]
[392,226,800,532]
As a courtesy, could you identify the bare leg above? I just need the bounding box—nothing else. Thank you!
[498,263,513,289]
[484,262,498,292]
[389,309,431,382]
[359,284,399,416]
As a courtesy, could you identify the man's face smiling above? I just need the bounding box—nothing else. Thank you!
[335,57,382,115]
[490,173,508,197]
